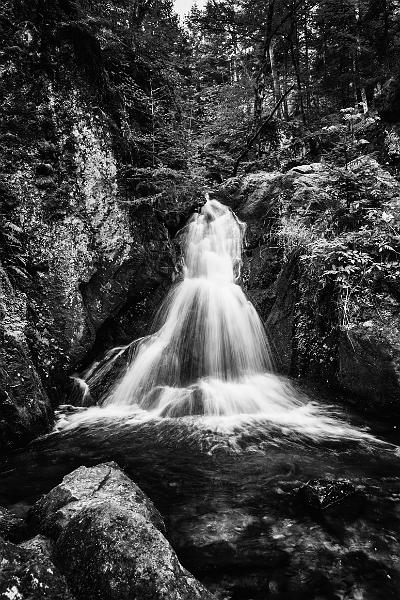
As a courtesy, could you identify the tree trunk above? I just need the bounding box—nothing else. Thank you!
[282,47,290,120]
[253,0,275,126]
[290,38,306,125]
[230,55,238,84]
[304,3,311,113]
[150,78,156,167]
[354,0,368,112]
[232,85,295,176]
[269,37,282,117]
[253,80,265,127]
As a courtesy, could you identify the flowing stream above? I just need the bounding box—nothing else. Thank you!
[1,199,400,599]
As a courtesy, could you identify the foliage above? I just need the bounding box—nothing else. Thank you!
[275,159,400,376]
[183,0,400,179]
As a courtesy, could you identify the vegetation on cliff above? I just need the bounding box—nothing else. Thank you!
[183,0,400,411]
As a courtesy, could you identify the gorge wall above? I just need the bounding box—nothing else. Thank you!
[0,0,202,449]
[217,150,400,417]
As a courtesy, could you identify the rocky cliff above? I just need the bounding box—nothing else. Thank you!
[218,150,400,416]
[0,0,203,449]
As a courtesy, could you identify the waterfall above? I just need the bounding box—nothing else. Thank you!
[68,197,379,442]
[104,199,301,417]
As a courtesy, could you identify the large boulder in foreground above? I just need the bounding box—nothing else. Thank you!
[55,500,211,600]
[30,461,164,538]
[0,534,74,600]
[30,462,214,600]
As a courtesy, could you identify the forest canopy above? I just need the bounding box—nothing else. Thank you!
[120,0,400,179]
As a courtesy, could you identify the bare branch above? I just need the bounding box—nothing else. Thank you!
[232,84,295,176]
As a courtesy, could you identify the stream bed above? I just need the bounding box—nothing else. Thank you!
[1,392,400,600]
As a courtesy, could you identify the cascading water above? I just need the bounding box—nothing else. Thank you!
[105,198,285,416]
[89,198,370,442]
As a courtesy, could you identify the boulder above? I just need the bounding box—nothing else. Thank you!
[0,534,74,600]
[55,500,213,600]
[294,479,360,513]
[30,462,214,600]
[30,462,165,538]
[338,328,400,416]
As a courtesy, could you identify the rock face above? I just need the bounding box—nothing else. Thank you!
[30,462,214,600]
[0,264,53,449]
[217,158,400,415]
[0,75,177,448]
[0,534,74,600]
[0,2,204,449]
[338,327,400,413]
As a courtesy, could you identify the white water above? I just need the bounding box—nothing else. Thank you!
[80,198,372,442]
[105,199,280,416]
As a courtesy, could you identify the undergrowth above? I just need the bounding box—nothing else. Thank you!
[275,158,400,379]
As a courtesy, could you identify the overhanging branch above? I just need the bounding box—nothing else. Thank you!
[232,84,295,176]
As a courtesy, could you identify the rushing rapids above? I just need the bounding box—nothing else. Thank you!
[74,198,375,441]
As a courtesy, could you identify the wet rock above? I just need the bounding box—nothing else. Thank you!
[0,266,53,450]
[79,345,132,405]
[266,253,300,374]
[61,378,93,407]
[30,463,214,600]
[30,462,165,538]
[338,329,400,416]
[55,500,213,600]
[170,507,288,575]
[0,506,28,543]
[0,535,74,600]
[35,163,54,177]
